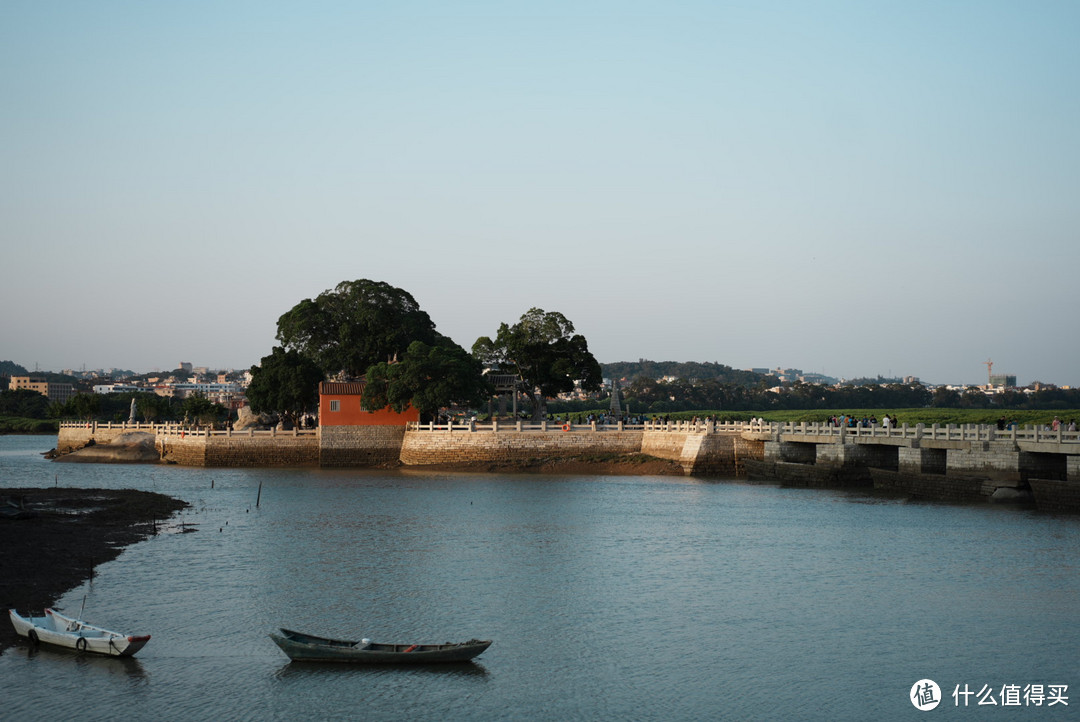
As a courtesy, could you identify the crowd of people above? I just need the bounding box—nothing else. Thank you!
[528,412,1079,432]
[827,414,897,428]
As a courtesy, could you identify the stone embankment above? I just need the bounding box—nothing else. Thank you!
[56,420,763,475]
[54,420,1080,511]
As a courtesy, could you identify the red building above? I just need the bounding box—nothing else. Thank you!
[318,381,419,426]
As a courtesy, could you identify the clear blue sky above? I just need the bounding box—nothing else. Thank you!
[2,1,1077,386]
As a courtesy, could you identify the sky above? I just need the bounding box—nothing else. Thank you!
[2,1,1078,387]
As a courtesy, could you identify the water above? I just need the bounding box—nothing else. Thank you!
[1,435,1077,720]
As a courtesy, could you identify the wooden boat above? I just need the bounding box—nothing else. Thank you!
[8,608,151,657]
[269,628,491,664]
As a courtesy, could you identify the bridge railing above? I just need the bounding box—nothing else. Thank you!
[776,421,1080,445]
[59,420,317,437]
[404,420,772,433]
[61,419,1079,444]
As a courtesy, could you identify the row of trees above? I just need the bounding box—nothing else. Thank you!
[246,280,603,423]
[566,379,1080,415]
[49,391,227,424]
[0,387,228,425]
[245,279,1080,423]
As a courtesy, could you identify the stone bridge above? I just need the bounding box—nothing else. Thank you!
[749,422,1080,510]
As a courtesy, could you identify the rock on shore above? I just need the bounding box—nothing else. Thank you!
[55,431,160,463]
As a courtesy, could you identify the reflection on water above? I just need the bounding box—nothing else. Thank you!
[20,643,148,682]
[272,659,491,680]
[0,435,1077,720]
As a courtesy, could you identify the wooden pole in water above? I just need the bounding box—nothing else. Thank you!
[256,481,262,508]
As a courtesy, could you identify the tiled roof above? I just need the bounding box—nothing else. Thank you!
[319,381,366,395]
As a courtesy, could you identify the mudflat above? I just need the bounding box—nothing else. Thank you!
[0,487,188,653]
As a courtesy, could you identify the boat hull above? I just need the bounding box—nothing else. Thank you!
[269,629,491,664]
[9,609,150,657]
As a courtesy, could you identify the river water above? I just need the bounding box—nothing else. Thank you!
[0,435,1077,720]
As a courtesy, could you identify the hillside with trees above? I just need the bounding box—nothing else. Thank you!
[1,361,29,377]
[602,360,769,386]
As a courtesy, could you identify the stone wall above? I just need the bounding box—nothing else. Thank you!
[870,469,1016,502]
[321,426,406,467]
[399,429,643,466]
[744,459,872,487]
[680,433,763,476]
[159,434,205,466]
[640,431,689,461]
[1028,478,1080,512]
[205,435,317,467]
[158,432,318,467]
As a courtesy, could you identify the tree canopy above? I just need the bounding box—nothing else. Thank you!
[472,308,602,420]
[362,339,490,419]
[275,280,439,377]
[0,388,51,418]
[246,346,325,424]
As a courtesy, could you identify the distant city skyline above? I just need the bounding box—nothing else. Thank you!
[2,2,1077,387]
[4,356,1067,390]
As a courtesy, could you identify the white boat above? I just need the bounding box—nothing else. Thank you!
[8,608,151,657]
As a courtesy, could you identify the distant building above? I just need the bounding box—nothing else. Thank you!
[179,362,193,373]
[169,382,243,399]
[799,372,839,385]
[989,374,1017,388]
[9,376,75,405]
[92,384,146,394]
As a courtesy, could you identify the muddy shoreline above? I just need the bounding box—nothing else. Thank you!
[0,488,188,654]
[0,454,679,654]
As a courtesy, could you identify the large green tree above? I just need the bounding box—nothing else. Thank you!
[246,346,325,425]
[275,279,439,377]
[362,339,490,419]
[472,308,603,420]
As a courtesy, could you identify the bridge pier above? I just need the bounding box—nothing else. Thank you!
[942,441,1023,483]
[899,447,946,475]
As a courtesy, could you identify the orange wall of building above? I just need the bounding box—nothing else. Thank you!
[320,394,419,426]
